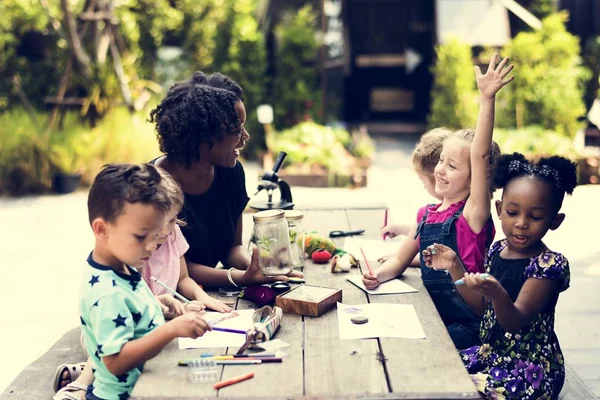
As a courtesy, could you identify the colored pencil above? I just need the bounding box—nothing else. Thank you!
[360,248,374,276]
[213,372,255,389]
[454,273,490,286]
[150,276,191,304]
[208,311,239,327]
[212,326,247,335]
[383,208,389,241]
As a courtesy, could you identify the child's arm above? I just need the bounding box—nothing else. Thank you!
[463,54,514,233]
[362,222,419,289]
[177,256,232,313]
[103,313,210,376]
[422,243,487,316]
[464,275,560,333]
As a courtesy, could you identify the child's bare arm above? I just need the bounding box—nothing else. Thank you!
[467,276,559,333]
[103,313,210,376]
[374,222,419,283]
[464,54,514,233]
[178,256,232,312]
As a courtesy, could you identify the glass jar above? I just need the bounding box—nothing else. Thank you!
[285,210,305,269]
[252,209,293,276]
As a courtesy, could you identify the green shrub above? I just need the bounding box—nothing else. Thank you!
[267,122,373,175]
[273,5,319,129]
[495,126,578,160]
[428,38,478,130]
[498,13,591,138]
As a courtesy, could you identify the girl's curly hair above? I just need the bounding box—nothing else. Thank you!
[149,72,244,168]
[493,152,578,213]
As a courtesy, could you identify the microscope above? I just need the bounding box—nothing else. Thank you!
[249,151,294,211]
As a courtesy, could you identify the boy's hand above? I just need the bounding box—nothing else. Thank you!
[380,224,410,239]
[362,271,380,290]
[475,53,514,99]
[170,312,211,339]
[422,243,459,271]
[462,273,504,300]
[157,294,185,319]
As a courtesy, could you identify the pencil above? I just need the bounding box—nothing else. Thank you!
[360,248,374,276]
[216,359,262,365]
[383,208,389,241]
[208,311,239,327]
[150,276,191,304]
[212,327,247,335]
[213,372,255,389]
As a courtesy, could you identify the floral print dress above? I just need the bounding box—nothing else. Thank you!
[459,240,570,399]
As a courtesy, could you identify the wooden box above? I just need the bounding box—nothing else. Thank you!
[275,284,342,317]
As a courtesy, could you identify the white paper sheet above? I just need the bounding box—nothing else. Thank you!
[178,309,255,349]
[343,237,404,261]
[347,275,418,295]
[337,302,426,340]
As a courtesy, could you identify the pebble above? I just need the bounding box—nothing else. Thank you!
[351,316,369,325]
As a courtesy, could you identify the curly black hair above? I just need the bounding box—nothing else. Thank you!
[149,72,244,168]
[493,152,578,213]
[88,163,174,225]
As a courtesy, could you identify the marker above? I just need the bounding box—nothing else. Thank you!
[287,277,306,284]
[150,276,191,304]
[211,327,247,335]
[213,372,255,389]
[360,248,374,276]
[383,208,389,241]
[454,273,490,286]
[216,359,262,365]
[225,353,276,358]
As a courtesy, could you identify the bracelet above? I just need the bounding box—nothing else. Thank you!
[227,267,239,288]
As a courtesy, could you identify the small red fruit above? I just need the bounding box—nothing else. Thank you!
[311,249,332,263]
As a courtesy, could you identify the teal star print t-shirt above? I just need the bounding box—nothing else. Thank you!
[80,253,165,400]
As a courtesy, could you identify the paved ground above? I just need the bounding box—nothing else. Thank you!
[1,135,598,396]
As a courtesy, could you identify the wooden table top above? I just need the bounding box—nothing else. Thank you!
[131,206,479,399]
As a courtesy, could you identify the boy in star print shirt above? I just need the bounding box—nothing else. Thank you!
[80,164,211,400]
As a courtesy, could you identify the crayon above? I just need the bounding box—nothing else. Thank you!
[213,372,255,389]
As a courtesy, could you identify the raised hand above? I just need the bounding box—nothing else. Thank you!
[475,53,514,99]
[421,243,459,271]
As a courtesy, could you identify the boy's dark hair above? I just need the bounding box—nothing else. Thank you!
[149,72,244,169]
[88,164,174,225]
[493,152,578,213]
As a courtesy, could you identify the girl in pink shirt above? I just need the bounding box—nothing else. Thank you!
[363,54,514,349]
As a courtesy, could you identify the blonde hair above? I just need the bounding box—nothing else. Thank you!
[412,127,452,175]
[155,167,187,226]
[446,128,502,192]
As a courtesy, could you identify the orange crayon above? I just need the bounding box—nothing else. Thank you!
[213,372,255,389]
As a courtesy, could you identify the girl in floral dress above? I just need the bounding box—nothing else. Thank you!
[422,152,578,399]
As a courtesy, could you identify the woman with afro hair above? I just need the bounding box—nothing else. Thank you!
[149,72,302,289]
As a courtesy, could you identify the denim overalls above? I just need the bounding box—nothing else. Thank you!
[415,203,488,349]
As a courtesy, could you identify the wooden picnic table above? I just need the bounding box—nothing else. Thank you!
[131,205,479,400]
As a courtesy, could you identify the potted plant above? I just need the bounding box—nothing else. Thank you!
[49,129,94,194]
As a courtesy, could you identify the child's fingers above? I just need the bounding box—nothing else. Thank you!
[495,56,509,72]
[488,53,499,70]
[500,63,514,78]
[502,75,515,85]
[474,65,482,79]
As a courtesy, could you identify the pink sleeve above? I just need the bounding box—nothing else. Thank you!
[416,205,427,223]
[455,216,495,273]
[173,224,190,257]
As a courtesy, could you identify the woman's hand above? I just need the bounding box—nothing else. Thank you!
[462,273,505,300]
[475,53,514,99]
[421,243,459,271]
[240,247,304,285]
[156,294,186,319]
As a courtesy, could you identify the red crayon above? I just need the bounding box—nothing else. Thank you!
[213,372,255,389]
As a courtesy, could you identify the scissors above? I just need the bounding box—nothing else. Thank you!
[328,229,365,238]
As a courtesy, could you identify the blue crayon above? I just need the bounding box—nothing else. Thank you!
[454,273,490,286]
